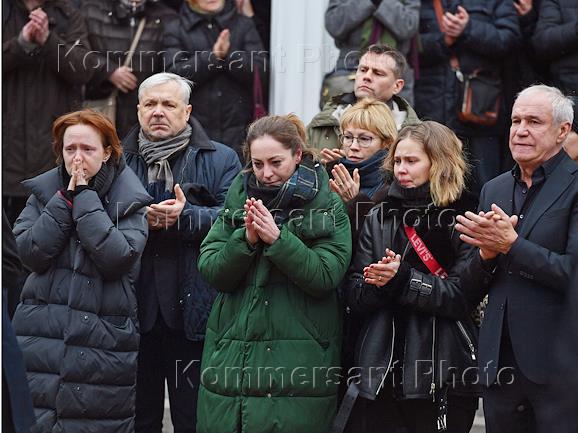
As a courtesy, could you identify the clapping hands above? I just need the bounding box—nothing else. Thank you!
[244,198,280,246]
[21,8,50,46]
[146,184,186,230]
[456,204,519,260]
[364,248,402,288]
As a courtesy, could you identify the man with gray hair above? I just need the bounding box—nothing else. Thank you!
[456,85,578,432]
[123,72,241,433]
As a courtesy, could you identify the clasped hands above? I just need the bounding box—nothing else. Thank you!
[146,184,186,230]
[21,7,50,46]
[67,158,88,191]
[244,198,280,246]
[455,203,519,261]
[364,248,402,288]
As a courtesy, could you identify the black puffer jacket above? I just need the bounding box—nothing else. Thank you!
[343,183,483,400]
[2,0,93,197]
[163,0,266,157]
[80,0,178,137]
[11,163,151,433]
[532,0,578,95]
[414,0,520,137]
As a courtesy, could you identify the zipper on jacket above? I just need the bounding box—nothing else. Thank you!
[430,316,436,402]
[375,320,396,396]
[456,320,476,361]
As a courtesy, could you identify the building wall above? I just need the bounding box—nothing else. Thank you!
[269,0,339,124]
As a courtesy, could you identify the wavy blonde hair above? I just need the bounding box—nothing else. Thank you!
[384,121,468,206]
[339,98,397,150]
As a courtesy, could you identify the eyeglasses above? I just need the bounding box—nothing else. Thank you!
[339,134,375,148]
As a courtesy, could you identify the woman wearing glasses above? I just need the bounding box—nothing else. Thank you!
[337,121,481,433]
[321,99,398,245]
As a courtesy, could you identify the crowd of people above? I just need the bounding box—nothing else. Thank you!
[2,1,578,433]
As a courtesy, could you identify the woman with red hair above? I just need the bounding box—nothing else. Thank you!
[11,110,152,433]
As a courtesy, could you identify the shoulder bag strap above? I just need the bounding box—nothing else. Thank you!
[403,225,448,278]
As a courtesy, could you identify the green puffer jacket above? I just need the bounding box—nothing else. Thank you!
[197,168,352,433]
[306,93,420,151]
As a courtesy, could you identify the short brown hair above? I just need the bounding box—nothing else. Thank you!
[52,110,123,165]
[384,121,469,207]
[362,44,407,79]
[243,114,317,163]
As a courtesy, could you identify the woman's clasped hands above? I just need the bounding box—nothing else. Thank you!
[244,198,280,246]
[364,248,402,288]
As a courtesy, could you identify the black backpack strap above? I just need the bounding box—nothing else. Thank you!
[330,382,360,433]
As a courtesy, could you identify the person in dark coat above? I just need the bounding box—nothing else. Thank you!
[323,0,420,106]
[414,0,521,194]
[532,0,578,96]
[2,211,35,433]
[456,85,578,433]
[79,0,178,138]
[163,0,266,160]
[2,0,94,224]
[337,121,481,433]
[501,0,547,172]
[123,72,241,433]
[11,110,152,433]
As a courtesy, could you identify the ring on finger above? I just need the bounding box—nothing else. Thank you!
[378,275,382,281]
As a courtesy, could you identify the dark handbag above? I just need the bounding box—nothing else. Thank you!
[455,66,502,126]
[432,0,501,126]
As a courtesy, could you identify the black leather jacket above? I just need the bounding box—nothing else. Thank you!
[343,184,483,400]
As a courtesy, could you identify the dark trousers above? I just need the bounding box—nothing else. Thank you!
[483,330,578,433]
[135,316,204,433]
[346,387,478,433]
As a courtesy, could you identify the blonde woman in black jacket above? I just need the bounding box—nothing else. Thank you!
[336,121,484,433]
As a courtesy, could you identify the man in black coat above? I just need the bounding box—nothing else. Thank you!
[532,0,578,96]
[80,0,177,138]
[2,0,94,224]
[414,0,521,193]
[124,72,241,433]
[456,84,578,433]
[162,0,266,160]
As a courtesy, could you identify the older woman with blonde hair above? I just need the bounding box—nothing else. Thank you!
[336,121,482,433]
[322,98,397,202]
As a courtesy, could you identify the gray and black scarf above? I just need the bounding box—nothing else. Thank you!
[138,125,192,191]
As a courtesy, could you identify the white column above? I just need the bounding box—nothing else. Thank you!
[269,0,339,124]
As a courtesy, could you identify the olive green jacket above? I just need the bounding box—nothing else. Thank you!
[306,93,420,151]
[197,169,352,433]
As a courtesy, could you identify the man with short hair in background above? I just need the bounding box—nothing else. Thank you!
[307,44,419,155]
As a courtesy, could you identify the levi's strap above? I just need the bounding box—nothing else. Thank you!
[403,226,448,279]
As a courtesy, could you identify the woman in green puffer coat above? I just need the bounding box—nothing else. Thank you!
[197,114,352,433]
